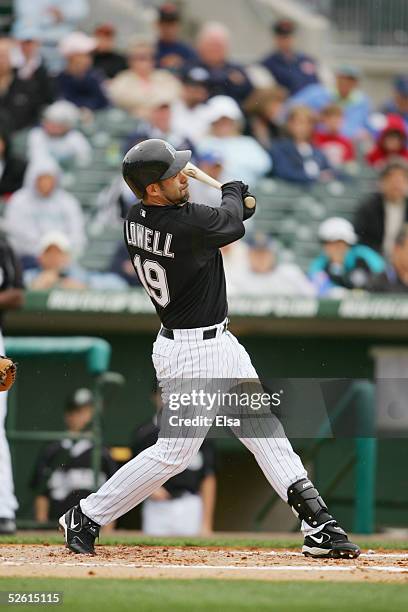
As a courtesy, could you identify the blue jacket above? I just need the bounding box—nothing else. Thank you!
[56,69,109,111]
[270,137,331,184]
[261,51,319,95]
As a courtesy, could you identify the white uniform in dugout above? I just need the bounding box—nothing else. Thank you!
[60,139,360,559]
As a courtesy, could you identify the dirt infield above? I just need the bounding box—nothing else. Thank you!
[1,545,408,583]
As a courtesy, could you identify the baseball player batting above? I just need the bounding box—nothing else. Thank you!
[59,138,360,559]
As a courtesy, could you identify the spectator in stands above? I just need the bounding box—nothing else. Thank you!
[109,242,141,287]
[27,100,92,168]
[108,39,181,119]
[369,225,408,293]
[290,65,372,139]
[0,37,44,131]
[171,66,211,145]
[243,86,287,150]
[309,217,385,297]
[12,0,89,74]
[261,19,319,96]
[365,115,408,168]
[24,231,126,290]
[92,23,127,80]
[270,105,333,184]
[199,95,271,185]
[0,127,27,198]
[381,75,408,129]
[192,22,253,103]
[354,161,408,258]
[31,387,117,524]
[13,26,55,107]
[188,150,223,207]
[313,104,356,169]
[229,232,314,297]
[124,92,193,154]
[155,3,197,70]
[130,383,216,536]
[4,157,86,265]
[57,32,109,112]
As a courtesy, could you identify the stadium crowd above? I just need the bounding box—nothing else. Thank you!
[1,1,408,297]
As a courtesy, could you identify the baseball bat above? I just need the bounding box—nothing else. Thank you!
[183,162,256,209]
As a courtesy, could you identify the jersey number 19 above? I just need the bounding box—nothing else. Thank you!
[133,255,170,308]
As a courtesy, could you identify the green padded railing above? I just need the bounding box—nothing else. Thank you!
[4,336,124,529]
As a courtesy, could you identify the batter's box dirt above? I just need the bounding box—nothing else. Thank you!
[1,545,408,582]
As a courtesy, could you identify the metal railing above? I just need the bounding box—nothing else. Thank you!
[304,0,408,48]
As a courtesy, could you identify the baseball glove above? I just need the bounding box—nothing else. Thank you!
[0,355,17,392]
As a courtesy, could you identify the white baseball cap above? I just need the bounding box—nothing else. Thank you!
[318,217,357,245]
[59,31,96,57]
[206,95,243,123]
[39,231,71,254]
[43,101,80,128]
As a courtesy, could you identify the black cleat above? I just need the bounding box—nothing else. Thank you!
[302,521,360,559]
[0,518,16,535]
[59,505,100,555]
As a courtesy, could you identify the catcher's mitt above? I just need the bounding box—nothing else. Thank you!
[0,355,17,392]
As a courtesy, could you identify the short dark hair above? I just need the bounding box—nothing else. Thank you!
[379,159,408,179]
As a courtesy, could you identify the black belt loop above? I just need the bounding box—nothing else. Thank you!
[160,320,228,341]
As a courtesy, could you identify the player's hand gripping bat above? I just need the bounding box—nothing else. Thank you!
[183,162,256,210]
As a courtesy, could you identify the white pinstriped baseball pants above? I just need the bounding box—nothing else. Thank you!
[81,319,312,531]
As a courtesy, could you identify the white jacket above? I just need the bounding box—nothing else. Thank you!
[4,158,86,258]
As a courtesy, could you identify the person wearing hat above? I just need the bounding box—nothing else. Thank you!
[24,230,127,290]
[12,1,89,74]
[171,66,211,145]
[0,37,45,132]
[354,161,408,258]
[191,22,253,104]
[108,38,181,119]
[56,31,109,111]
[31,387,117,525]
[4,157,86,266]
[92,23,127,80]
[309,217,385,297]
[155,3,197,70]
[260,19,319,96]
[199,95,271,185]
[381,76,408,130]
[365,114,408,168]
[27,100,92,167]
[289,64,372,139]
[12,26,55,107]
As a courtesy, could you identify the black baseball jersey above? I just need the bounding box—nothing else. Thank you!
[0,235,23,330]
[124,182,245,328]
[30,439,117,520]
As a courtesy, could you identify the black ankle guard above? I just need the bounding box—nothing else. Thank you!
[287,478,333,527]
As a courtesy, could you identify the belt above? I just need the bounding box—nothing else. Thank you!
[160,320,227,341]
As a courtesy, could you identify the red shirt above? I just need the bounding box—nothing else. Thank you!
[313,131,355,166]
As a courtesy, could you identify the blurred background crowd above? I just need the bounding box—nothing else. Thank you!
[0,0,408,298]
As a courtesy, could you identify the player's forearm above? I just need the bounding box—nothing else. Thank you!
[200,474,216,531]
[0,289,24,310]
